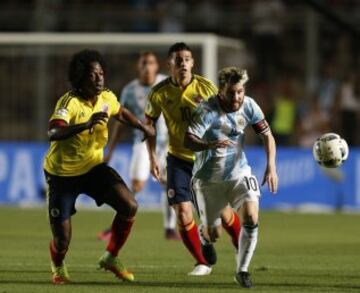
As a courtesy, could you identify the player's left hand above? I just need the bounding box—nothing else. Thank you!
[261,165,278,194]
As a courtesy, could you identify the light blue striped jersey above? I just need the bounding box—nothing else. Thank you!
[120,74,167,144]
[188,95,266,182]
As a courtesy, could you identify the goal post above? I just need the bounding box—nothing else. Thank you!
[0,32,244,81]
[0,33,245,140]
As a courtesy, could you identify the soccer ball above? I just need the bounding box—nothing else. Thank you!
[313,133,349,168]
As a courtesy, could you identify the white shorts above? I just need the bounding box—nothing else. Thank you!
[129,142,150,181]
[192,172,261,227]
[129,141,167,182]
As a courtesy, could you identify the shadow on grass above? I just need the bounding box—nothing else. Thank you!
[0,280,233,288]
[0,269,49,274]
[255,282,360,291]
[1,279,360,291]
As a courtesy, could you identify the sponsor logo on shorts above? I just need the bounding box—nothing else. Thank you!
[167,189,175,198]
[50,208,60,218]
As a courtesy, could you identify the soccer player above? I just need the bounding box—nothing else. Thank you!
[184,67,278,288]
[145,42,241,276]
[43,49,155,284]
[100,51,179,241]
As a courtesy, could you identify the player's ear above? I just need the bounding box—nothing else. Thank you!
[154,61,159,72]
[190,57,194,69]
[166,57,172,70]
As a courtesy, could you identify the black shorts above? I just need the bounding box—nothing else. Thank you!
[166,153,194,205]
[44,163,126,223]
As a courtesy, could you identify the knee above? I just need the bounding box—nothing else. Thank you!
[126,198,138,218]
[132,185,142,193]
[177,208,193,226]
[54,236,70,252]
[220,206,234,224]
[242,213,258,226]
[132,181,144,193]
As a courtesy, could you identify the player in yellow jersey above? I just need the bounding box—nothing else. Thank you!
[145,43,241,276]
[43,49,154,285]
[98,52,179,242]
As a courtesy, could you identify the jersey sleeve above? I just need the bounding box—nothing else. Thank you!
[198,76,218,99]
[145,89,161,119]
[49,94,76,124]
[248,98,269,134]
[206,80,218,96]
[119,86,130,107]
[187,105,212,139]
[108,91,121,116]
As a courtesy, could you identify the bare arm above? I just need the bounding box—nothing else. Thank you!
[145,115,161,181]
[115,107,155,139]
[48,111,108,141]
[103,118,123,162]
[184,132,235,152]
[260,130,278,193]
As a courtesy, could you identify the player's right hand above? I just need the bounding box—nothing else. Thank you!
[208,139,235,149]
[150,159,161,182]
[86,111,108,129]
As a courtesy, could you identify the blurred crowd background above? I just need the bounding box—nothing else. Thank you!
[1,0,359,146]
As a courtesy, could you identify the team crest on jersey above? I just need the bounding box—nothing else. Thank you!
[237,116,246,128]
[79,111,85,118]
[234,112,246,129]
[192,95,204,104]
[101,104,109,114]
[56,108,68,117]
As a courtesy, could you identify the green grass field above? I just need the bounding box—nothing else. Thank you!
[1,207,360,293]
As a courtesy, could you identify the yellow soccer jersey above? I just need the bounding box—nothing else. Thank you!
[145,75,217,162]
[44,89,121,176]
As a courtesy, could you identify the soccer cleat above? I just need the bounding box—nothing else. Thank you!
[234,271,253,288]
[188,264,212,276]
[201,243,217,265]
[198,224,217,265]
[51,261,70,285]
[165,228,181,240]
[98,253,134,282]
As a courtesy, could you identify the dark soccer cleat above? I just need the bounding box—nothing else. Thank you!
[234,271,253,288]
[201,243,217,265]
[198,224,217,265]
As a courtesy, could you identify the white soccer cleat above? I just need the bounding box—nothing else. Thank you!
[188,264,212,276]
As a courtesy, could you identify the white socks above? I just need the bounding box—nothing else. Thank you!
[237,224,258,273]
